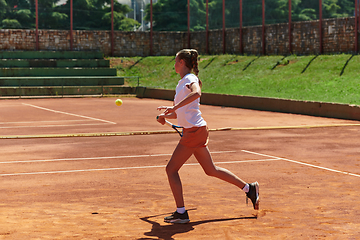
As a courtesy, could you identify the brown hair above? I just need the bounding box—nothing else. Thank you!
[176,49,202,87]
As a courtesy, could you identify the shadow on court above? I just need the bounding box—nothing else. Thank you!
[138,212,257,240]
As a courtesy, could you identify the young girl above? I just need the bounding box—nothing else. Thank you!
[157,49,259,224]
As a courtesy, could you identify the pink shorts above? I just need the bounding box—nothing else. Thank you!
[179,126,209,148]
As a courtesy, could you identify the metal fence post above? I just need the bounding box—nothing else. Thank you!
[187,0,191,48]
[150,0,153,56]
[111,0,114,56]
[222,0,226,54]
[355,0,358,53]
[319,0,323,54]
[19,79,21,99]
[102,81,104,96]
[239,0,243,54]
[262,0,265,55]
[206,0,209,54]
[35,0,39,50]
[289,0,292,54]
[358,0,360,53]
[70,0,73,51]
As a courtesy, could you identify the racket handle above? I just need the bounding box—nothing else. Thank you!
[157,115,170,126]
[157,116,175,128]
[164,119,173,128]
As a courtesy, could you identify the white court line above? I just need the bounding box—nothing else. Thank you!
[0,120,96,129]
[3,150,359,178]
[242,150,360,178]
[0,123,110,129]
[0,120,98,129]
[0,120,88,125]
[22,103,116,125]
[0,151,236,164]
[0,158,277,177]
[0,151,240,176]
[0,165,167,176]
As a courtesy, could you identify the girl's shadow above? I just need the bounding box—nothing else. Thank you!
[138,210,257,240]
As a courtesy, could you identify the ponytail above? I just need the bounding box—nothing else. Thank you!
[177,49,202,88]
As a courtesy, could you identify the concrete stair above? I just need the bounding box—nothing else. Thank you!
[0,51,125,97]
[0,51,104,59]
[0,68,117,77]
[0,59,110,68]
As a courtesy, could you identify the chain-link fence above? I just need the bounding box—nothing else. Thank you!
[1,0,359,54]
[1,1,357,31]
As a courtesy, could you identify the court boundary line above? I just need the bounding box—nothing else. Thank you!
[0,119,89,125]
[0,158,279,177]
[0,151,236,164]
[242,150,360,178]
[0,123,111,129]
[22,103,116,125]
[1,149,359,178]
[0,119,109,129]
[1,123,360,139]
[0,150,266,177]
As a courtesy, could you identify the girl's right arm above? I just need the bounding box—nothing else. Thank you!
[157,106,177,125]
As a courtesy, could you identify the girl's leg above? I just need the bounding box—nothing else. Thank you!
[194,146,247,189]
[166,143,195,208]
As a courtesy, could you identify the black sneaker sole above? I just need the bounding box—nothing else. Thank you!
[164,218,190,224]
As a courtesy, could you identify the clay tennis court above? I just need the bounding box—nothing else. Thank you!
[0,97,359,239]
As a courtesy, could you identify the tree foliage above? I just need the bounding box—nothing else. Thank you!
[145,0,356,31]
[1,0,32,28]
[0,0,138,30]
[0,0,356,31]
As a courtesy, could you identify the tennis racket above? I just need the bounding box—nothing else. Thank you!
[156,116,184,137]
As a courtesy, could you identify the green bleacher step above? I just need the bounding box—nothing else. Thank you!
[0,51,103,59]
[0,59,110,68]
[0,86,133,97]
[0,68,117,77]
[0,76,124,87]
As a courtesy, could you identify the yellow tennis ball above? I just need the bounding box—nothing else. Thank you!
[115,99,123,106]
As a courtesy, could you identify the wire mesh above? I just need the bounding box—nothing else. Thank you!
[150,0,187,31]
[0,0,358,31]
[0,2,35,29]
[189,0,206,31]
[0,0,359,57]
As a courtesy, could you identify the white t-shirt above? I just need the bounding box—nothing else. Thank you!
[174,74,207,128]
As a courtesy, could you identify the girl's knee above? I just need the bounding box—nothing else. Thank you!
[166,164,178,176]
[204,166,219,177]
[165,165,171,175]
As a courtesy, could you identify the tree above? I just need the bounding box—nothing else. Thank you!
[296,0,354,20]
[144,0,208,31]
[27,0,68,29]
[0,0,8,20]
[323,0,354,18]
[1,0,33,29]
[101,1,140,31]
[0,0,139,30]
[208,0,226,29]
[57,0,138,31]
[144,0,187,31]
[189,0,206,30]
[0,0,357,31]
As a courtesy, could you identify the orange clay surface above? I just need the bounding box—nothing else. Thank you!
[0,97,359,239]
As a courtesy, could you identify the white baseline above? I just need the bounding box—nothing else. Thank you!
[242,150,360,178]
[22,103,116,125]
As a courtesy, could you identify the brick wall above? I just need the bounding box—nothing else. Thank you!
[0,17,357,56]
